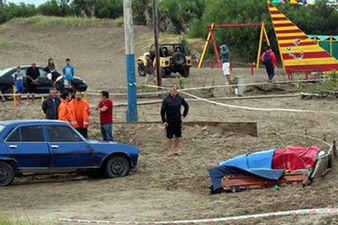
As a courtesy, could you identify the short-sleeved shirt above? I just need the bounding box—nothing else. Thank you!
[12,72,24,87]
[26,67,40,83]
[62,65,75,81]
[99,99,113,124]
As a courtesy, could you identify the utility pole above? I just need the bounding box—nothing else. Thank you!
[152,0,161,87]
[123,0,138,122]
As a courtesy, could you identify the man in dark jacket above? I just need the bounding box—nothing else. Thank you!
[220,44,231,85]
[42,88,61,120]
[161,84,189,156]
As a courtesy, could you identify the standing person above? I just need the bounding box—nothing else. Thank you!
[261,46,277,81]
[95,91,113,141]
[62,58,75,89]
[161,84,189,156]
[26,62,40,103]
[58,91,76,126]
[12,66,24,105]
[69,90,91,139]
[220,44,231,85]
[42,87,61,120]
[145,52,156,85]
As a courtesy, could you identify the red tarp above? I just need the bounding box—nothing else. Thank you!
[272,146,320,171]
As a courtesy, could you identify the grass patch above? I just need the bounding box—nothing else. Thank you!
[0,215,42,225]
[0,37,13,52]
[12,15,121,29]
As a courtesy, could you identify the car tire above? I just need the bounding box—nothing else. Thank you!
[160,68,171,78]
[3,87,13,100]
[0,161,15,186]
[172,52,186,66]
[179,67,190,77]
[138,64,146,76]
[105,156,130,178]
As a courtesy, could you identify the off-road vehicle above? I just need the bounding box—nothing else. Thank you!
[137,44,192,78]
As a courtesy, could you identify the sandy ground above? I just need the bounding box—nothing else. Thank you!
[1,21,338,225]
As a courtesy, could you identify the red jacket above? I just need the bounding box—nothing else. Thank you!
[261,50,277,66]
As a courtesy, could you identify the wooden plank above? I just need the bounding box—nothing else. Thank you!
[114,121,258,137]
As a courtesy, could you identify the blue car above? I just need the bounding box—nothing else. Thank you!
[0,120,140,186]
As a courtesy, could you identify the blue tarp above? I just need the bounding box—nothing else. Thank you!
[209,149,285,193]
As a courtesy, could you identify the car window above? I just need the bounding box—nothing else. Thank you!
[6,128,20,142]
[0,68,15,77]
[47,125,83,142]
[6,126,44,142]
[39,68,47,78]
[0,125,4,133]
[21,126,44,142]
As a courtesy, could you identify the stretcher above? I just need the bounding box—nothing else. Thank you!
[222,171,308,192]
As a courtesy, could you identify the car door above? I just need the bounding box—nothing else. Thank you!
[36,67,52,93]
[46,125,92,167]
[5,125,50,168]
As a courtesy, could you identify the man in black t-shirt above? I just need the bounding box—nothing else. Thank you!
[26,62,40,103]
[161,84,189,156]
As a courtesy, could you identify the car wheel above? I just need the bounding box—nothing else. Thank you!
[0,161,15,186]
[160,68,171,78]
[138,64,146,76]
[105,156,130,178]
[172,52,186,66]
[179,67,190,77]
[3,87,13,100]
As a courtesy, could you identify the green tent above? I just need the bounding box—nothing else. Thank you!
[307,35,338,60]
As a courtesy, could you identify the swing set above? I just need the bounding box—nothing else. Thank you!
[198,22,270,69]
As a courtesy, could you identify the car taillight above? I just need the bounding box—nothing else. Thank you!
[187,60,191,64]
[165,61,169,65]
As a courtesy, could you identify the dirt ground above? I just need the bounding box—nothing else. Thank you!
[1,21,338,225]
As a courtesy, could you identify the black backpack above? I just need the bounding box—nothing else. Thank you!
[263,52,271,65]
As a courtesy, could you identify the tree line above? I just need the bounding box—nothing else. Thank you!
[0,0,337,62]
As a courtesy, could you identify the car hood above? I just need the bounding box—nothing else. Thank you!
[87,140,139,154]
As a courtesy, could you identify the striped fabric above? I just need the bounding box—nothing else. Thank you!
[268,3,338,73]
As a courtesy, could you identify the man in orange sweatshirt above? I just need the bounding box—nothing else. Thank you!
[58,91,76,126]
[69,90,91,138]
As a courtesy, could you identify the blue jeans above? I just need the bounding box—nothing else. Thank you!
[101,124,113,141]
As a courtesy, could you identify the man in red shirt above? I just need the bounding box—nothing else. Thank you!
[95,91,113,141]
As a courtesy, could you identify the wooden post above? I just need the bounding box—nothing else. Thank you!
[152,0,161,87]
[198,23,214,68]
[256,23,264,69]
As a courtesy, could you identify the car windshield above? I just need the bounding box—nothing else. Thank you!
[0,124,4,133]
[0,67,15,77]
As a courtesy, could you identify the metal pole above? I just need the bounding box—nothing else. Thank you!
[152,0,161,87]
[123,0,138,122]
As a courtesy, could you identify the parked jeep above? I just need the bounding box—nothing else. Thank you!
[137,44,192,78]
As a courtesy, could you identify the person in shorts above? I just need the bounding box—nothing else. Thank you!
[26,61,40,103]
[62,58,75,89]
[12,66,24,105]
[220,44,231,85]
[161,84,189,157]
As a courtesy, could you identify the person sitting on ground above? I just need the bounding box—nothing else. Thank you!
[58,90,76,126]
[42,87,61,120]
[12,66,24,105]
[62,58,75,90]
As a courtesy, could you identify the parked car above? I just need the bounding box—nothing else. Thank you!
[137,44,192,78]
[0,65,88,98]
[0,120,139,186]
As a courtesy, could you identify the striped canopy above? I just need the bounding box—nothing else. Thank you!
[268,3,338,73]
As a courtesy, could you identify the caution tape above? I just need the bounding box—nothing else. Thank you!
[42,208,338,224]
